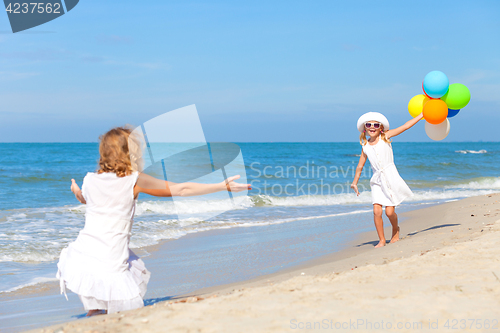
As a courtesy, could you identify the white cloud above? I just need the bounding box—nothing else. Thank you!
[448,69,500,102]
[342,44,362,51]
[0,71,40,80]
[449,69,499,84]
[466,83,500,102]
[102,59,170,70]
[96,35,133,44]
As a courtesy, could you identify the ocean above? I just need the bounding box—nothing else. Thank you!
[0,142,499,296]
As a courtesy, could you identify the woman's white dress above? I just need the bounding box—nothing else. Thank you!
[362,139,413,206]
[56,171,150,313]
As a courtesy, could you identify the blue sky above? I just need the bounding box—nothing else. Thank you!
[0,0,498,142]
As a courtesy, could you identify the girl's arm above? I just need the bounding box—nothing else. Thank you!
[385,113,424,140]
[70,179,87,204]
[350,149,367,196]
[134,173,251,198]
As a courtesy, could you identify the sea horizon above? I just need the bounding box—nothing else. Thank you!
[0,140,499,143]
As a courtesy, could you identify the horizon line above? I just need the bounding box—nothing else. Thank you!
[0,141,498,144]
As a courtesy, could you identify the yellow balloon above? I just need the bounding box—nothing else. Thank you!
[408,94,429,118]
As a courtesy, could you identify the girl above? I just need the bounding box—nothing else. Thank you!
[351,112,423,248]
[57,127,250,316]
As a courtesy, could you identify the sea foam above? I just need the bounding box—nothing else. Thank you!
[455,149,487,154]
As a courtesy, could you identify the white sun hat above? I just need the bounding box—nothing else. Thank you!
[356,112,390,133]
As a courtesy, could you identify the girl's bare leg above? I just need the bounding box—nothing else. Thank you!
[373,204,385,248]
[385,206,399,243]
[86,309,107,316]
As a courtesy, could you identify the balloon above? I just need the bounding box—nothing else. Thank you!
[425,118,450,141]
[423,71,449,98]
[423,99,448,124]
[408,94,429,118]
[441,83,471,109]
[422,82,433,99]
[447,109,460,118]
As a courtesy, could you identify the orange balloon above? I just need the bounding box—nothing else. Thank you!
[423,99,448,124]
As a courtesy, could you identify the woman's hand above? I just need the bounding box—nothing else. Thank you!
[136,174,252,198]
[222,175,252,192]
[71,179,81,194]
[350,183,360,196]
[71,179,86,204]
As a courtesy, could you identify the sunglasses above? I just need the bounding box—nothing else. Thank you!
[365,122,381,129]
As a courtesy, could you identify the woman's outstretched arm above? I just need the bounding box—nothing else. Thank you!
[134,173,251,198]
[70,179,87,204]
[385,113,424,139]
[350,149,367,196]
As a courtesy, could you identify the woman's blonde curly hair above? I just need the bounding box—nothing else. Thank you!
[97,126,144,177]
[359,125,391,146]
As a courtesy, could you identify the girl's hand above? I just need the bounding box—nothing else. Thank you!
[71,179,81,194]
[385,113,424,139]
[350,183,360,196]
[222,175,252,192]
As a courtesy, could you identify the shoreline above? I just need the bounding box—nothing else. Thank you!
[180,195,495,299]
[2,200,429,298]
[26,192,500,332]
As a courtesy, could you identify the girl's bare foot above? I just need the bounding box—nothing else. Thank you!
[86,309,107,317]
[390,226,400,244]
[374,241,386,248]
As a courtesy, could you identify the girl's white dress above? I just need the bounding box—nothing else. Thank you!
[362,139,413,206]
[56,171,150,313]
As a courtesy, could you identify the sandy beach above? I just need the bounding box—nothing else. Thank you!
[28,193,500,333]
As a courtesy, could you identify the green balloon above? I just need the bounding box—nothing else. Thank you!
[441,83,470,110]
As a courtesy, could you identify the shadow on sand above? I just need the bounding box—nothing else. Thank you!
[355,223,461,247]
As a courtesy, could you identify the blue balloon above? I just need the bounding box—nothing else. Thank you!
[447,108,460,118]
[423,71,449,98]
